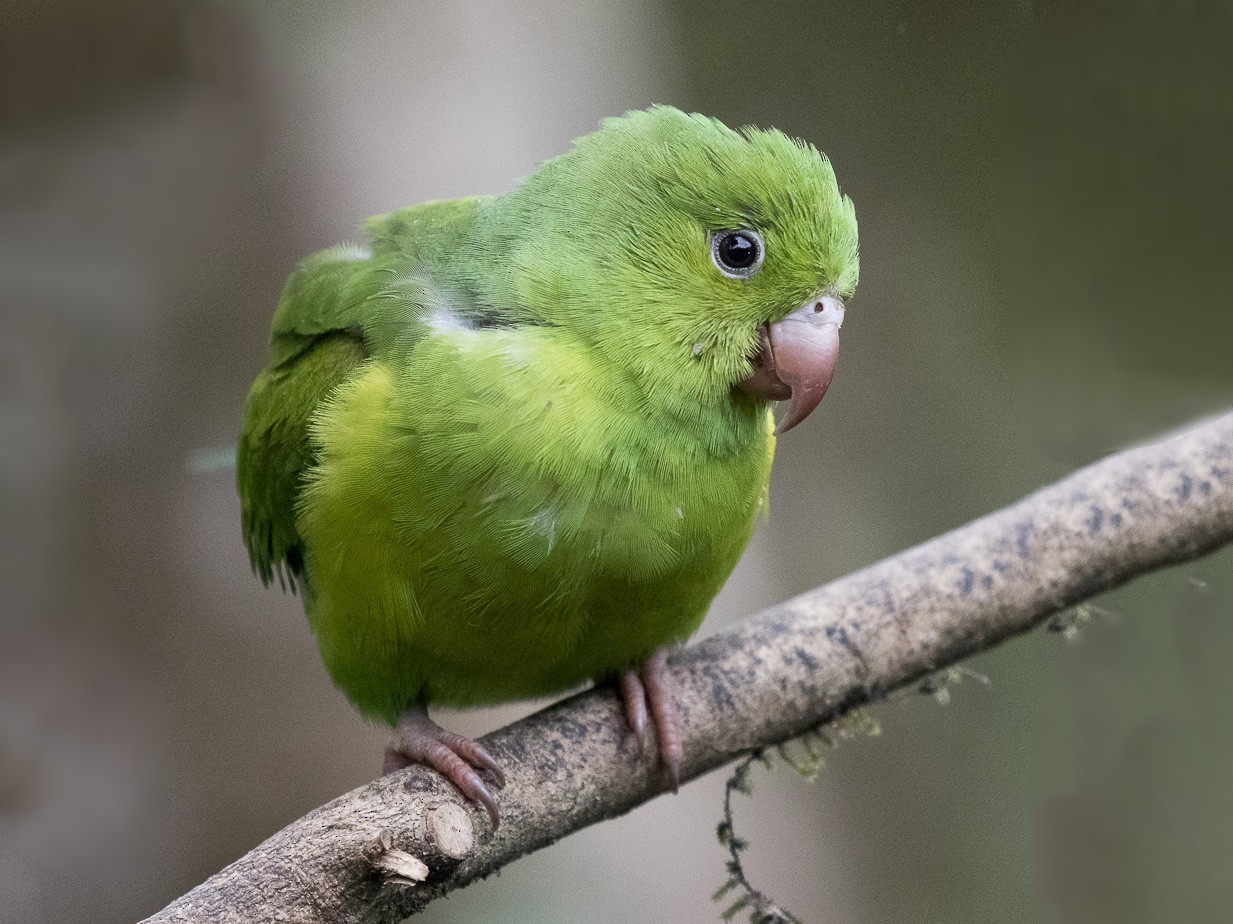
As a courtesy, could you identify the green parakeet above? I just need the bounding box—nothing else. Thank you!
[238,106,858,826]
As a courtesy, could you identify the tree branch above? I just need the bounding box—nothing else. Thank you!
[143,412,1233,923]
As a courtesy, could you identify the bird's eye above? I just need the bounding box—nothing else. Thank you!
[711,229,764,279]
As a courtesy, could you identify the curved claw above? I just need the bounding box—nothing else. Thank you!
[440,732,506,790]
[384,707,505,830]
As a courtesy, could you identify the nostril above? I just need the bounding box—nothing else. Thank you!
[809,296,846,327]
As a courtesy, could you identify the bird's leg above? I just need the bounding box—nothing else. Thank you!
[383,704,506,829]
[618,648,684,791]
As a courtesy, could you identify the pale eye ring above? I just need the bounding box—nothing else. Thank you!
[711,229,764,279]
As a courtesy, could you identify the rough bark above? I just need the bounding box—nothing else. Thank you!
[143,412,1233,923]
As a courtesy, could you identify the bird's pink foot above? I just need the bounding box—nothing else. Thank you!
[618,649,684,790]
[383,706,506,829]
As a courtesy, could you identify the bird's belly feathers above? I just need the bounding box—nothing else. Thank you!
[298,355,772,723]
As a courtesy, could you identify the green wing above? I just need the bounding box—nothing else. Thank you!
[239,200,488,591]
[238,246,388,591]
[238,332,366,590]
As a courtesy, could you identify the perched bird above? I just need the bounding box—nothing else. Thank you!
[238,106,858,827]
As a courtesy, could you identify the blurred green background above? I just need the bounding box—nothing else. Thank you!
[2,2,1231,922]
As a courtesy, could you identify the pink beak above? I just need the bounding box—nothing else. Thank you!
[737,295,845,434]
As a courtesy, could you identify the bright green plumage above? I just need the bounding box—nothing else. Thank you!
[238,107,858,726]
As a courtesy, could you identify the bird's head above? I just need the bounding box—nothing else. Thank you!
[481,106,859,433]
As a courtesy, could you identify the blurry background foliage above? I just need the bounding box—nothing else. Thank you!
[1,2,1231,923]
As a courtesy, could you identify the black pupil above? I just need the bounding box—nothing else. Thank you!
[720,232,758,269]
